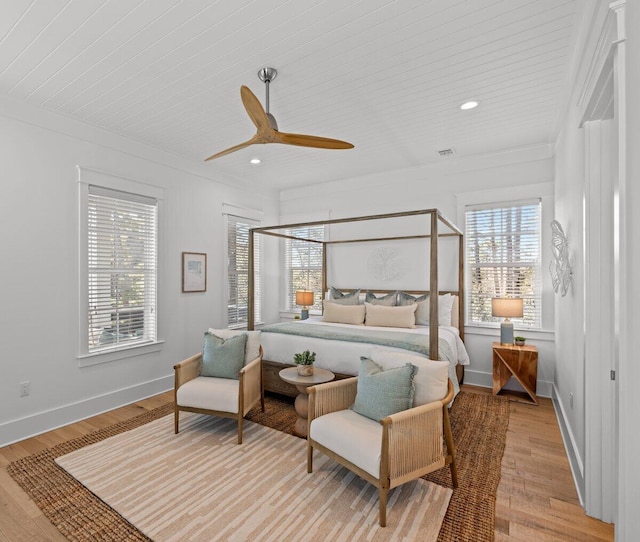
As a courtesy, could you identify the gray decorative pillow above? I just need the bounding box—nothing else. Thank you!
[351,357,417,421]
[201,332,247,379]
[329,287,361,305]
[398,291,429,325]
[365,290,398,306]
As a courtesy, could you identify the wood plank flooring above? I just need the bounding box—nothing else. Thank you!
[0,387,614,541]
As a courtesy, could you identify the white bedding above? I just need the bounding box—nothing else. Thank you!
[261,319,469,395]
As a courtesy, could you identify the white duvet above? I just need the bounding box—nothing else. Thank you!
[260,319,470,395]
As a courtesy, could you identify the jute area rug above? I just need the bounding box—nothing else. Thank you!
[55,414,451,542]
[7,391,509,542]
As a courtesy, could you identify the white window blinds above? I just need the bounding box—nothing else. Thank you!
[227,215,261,327]
[87,186,157,352]
[284,225,324,312]
[465,200,542,328]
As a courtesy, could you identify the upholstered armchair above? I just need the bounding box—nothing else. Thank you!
[174,337,264,444]
[307,375,457,527]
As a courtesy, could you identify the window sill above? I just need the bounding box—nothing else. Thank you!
[463,325,555,342]
[77,340,165,367]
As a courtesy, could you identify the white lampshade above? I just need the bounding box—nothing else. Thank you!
[491,298,523,318]
[296,290,314,307]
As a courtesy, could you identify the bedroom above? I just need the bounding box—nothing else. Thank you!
[0,1,638,540]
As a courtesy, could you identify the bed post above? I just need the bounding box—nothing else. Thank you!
[430,211,439,359]
[248,228,255,331]
[322,241,327,312]
[458,230,464,342]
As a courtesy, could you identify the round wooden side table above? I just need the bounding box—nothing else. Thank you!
[279,367,335,437]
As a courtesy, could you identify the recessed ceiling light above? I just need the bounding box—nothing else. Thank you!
[460,101,479,110]
[250,158,261,164]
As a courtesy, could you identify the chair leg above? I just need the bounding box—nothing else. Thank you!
[443,406,458,488]
[307,442,313,473]
[174,406,179,434]
[237,416,243,445]
[260,390,265,412]
[379,484,388,527]
[449,460,458,488]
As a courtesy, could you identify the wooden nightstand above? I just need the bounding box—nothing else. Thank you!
[492,342,538,405]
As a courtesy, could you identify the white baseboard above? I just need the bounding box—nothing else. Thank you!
[0,376,173,448]
[463,368,553,398]
[552,384,585,506]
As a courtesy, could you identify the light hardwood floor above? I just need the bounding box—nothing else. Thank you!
[0,386,614,541]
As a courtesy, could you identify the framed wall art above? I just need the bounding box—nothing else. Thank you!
[182,252,207,293]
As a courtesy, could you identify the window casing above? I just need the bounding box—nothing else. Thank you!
[284,225,324,312]
[465,200,542,329]
[87,186,157,353]
[227,215,261,328]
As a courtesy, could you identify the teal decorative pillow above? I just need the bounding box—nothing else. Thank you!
[351,357,417,421]
[329,287,361,305]
[201,332,247,379]
[365,290,398,306]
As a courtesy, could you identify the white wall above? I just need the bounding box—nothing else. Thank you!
[553,2,640,534]
[0,96,279,446]
[280,145,556,396]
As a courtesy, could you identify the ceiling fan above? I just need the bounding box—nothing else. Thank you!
[204,68,354,161]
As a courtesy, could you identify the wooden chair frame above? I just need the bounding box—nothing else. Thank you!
[173,346,264,444]
[307,378,457,527]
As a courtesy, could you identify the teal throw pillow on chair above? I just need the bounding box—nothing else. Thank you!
[201,332,247,379]
[351,357,417,421]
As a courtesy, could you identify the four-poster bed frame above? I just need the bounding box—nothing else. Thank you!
[247,209,465,396]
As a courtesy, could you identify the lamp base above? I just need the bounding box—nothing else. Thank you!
[300,309,309,320]
[500,320,514,345]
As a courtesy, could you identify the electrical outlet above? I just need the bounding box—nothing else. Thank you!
[570,392,574,409]
[20,381,30,397]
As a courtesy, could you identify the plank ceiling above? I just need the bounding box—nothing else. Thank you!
[0,0,580,190]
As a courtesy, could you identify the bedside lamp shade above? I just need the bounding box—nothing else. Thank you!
[492,298,523,345]
[296,290,314,320]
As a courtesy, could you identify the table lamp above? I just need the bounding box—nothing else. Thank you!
[491,297,523,345]
[296,290,314,320]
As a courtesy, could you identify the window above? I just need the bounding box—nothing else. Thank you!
[87,186,157,353]
[284,225,324,312]
[465,200,541,328]
[227,215,261,327]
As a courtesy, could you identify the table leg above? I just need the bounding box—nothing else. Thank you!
[293,385,310,437]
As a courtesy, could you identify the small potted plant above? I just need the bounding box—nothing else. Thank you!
[294,350,316,376]
[515,336,526,346]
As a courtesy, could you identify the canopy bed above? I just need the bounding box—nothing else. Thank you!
[247,209,468,398]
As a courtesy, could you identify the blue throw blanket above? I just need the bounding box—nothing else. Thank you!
[261,322,455,362]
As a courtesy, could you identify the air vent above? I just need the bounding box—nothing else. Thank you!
[437,148,455,157]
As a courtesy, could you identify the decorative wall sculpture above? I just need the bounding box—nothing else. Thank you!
[367,247,402,281]
[549,220,572,297]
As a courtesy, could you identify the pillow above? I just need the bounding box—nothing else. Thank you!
[323,300,366,325]
[208,329,261,363]
[397,292,429,324]
[351,357,417,421]
[398,292,454,326]
[201,332,247,379]
[450,295,459,329]
[369,347,449,406]
[364,290,398,306]
[364,302,417,328]
[329,287,361,305]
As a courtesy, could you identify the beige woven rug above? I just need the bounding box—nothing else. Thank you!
[55,413,451,542]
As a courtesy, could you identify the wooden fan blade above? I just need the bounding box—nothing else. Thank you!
[241,85,270,132]
[204,136,258,161]
[275,131,354,150]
